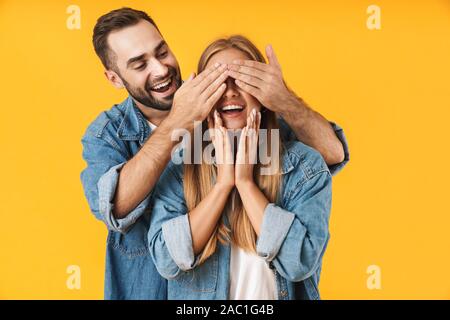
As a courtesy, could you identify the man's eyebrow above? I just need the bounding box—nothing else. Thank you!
[126,41,167,68]
[154,40,167,54]
[126,54,147,68]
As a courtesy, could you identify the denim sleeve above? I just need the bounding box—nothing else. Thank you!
[256,171,332,282]
[327,122,350,176]
[80,133,151,234]
[278,117,350,176]
[148,165,199,280]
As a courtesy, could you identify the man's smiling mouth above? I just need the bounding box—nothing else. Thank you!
[150,76,173,93]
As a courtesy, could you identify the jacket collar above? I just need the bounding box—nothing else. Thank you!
[280,146,295,174]
[117,96,150,145]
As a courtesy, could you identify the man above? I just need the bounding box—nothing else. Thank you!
[80,7,349,300]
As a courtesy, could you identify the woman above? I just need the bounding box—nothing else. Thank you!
[148,35,332,300]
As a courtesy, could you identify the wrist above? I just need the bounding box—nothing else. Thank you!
[235,179,256,192]
[214,181,234,193]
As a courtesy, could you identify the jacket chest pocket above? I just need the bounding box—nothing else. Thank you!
[176,254,218,292]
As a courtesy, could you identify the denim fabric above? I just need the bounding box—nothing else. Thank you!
[148,140,333,300]
[80,95,348,300]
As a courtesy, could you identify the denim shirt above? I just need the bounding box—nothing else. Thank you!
[148,140,332,300]
[80,96,349,300]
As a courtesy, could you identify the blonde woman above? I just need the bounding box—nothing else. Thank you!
[148,36,332,300]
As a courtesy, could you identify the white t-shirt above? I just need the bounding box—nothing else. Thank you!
[229,244,278,300]
[147,120,157,131]
[228,192,278,300]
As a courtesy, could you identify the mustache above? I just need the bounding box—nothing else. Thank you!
[145,67,178,92]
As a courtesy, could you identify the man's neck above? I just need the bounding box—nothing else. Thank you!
[133,98,170,127]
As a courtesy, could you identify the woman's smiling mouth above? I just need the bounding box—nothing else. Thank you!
[219,103,246,118]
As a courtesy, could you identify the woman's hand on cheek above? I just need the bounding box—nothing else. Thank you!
[209,111,235,190]
[235,109,261,188]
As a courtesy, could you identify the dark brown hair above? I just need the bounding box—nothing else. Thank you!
[93,7,159,70]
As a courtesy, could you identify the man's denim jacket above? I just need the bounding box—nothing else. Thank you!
[80,96,349,300]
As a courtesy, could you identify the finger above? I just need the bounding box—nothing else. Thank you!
[221,126,233,165]
[207,114,215,139]
[248,110,256,145]
[202,70,229,100]
[186,72,196,82]
[256,111,261,132]
[231,59,272,73]
[191,62,221,87]
[248,110,259,163]
[177,72,195,91]
[249,109,255,129]
[234,79,261,98]
[214,110,223,128]
[227,64,268,81]
[266,44,282,71]
[207,113,213,127]
[214,126,224,164]
[196,64,228,92]
[237,126,247,165]
[250,109,255,127]
[205,83,227,113]
[227,70,265,89]
[204,83,227,119]
[249,128,258,165]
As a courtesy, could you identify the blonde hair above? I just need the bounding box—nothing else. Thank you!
[184,35,282,264]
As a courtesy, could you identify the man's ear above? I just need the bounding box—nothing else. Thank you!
[104,69,125,89]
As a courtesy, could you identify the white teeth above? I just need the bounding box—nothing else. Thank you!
[221,104,244,111]
[152,78,172,90]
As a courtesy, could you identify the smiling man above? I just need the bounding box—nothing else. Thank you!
[80,7,349,300]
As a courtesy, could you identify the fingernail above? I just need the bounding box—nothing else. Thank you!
[214,62,220,68]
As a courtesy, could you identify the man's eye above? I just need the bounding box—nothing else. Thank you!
[158,51,168,59]
[135,63,147,70]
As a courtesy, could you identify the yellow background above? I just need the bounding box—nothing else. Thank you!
[0,0,449,299]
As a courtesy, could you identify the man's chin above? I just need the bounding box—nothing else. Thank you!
[150,95,174,110]
[130,95,170,111]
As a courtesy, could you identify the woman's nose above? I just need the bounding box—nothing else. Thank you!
[223,77,239,98]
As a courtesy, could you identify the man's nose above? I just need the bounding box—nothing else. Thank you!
[149,58,169,79]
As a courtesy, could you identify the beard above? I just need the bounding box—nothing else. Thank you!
[121,65,182,111]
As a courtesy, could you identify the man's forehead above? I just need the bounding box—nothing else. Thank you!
[107,20,164,62]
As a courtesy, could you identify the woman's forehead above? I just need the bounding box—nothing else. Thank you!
[206,48,250,67]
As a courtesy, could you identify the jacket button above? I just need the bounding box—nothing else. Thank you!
[280,290,288,297]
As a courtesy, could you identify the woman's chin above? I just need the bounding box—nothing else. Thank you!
[223,121,246,130]
[224,119,247,130]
